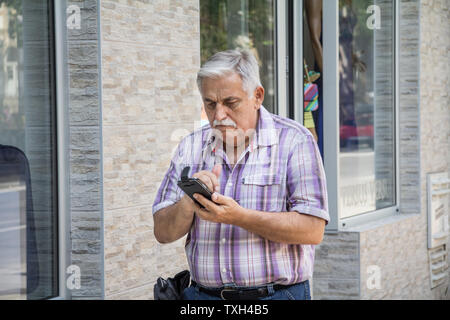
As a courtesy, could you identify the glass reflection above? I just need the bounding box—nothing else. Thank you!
[338,0,396,218]
[0,0,57,299]
[200,0,277,115]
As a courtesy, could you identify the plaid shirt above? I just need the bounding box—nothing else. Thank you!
[153,106,329,288]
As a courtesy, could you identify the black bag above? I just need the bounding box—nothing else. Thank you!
[154,270,190,300]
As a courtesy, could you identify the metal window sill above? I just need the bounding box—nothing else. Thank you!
[336,212,419,233]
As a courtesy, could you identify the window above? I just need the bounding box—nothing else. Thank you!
[199,0,278,114]
[306,0,400,229]
[198,0,399,228]
[338,0,396,219]
[0,0,58,299]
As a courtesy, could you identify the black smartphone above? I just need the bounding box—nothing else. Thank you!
[177,167,213,208]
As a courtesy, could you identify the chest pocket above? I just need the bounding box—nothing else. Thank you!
[240,174,284,212]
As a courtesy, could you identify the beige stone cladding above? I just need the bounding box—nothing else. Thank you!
[418,0,450,300]
[100,0,201,299]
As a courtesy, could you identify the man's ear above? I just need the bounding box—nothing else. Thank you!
[253,86,265,109]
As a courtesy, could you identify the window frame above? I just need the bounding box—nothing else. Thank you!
[51,0,71,300]
[47,0,60,299]
[293,0,303,124]
[279,0,304,124]
[321,0,401,232]
[276,0,288,118]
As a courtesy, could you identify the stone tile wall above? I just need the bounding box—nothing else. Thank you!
[67,0,103,299]
[99,0,201,300]
[313,232,360,299]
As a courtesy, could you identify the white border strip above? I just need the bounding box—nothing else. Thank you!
[276,0,287,118]
[394,0,400,210]
[97,0,105,300]
[322,0,339,232]
[293,0,303,123]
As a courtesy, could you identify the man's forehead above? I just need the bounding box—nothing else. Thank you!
[202,71,242,84]
[201,73,245,92]
[203,94,241,102]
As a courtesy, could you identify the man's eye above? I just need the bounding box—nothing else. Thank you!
[207,103,216,109]
[227,102,238,109]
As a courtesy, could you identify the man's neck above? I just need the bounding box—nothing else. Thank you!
[223,135,254,166]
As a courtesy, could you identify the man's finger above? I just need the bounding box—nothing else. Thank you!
[196,207,211,219]
[211,192,228,204]
[189,196,202,212]
[200,171,220,192]
[194,193,216,211]
[193,193,209,208]
[196,173,214,192]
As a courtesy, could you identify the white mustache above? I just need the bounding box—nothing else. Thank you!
[213,119,237,128]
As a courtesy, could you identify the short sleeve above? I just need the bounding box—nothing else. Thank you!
[152,142,185,215]
[286,135,329,224]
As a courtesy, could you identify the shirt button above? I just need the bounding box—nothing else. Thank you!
[221,238,226,244]
[227,182,233,187]
[222,268,227,273]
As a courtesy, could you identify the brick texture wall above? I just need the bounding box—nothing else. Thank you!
[100,0,201,299]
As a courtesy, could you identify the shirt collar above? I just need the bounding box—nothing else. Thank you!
[255,105,278,147]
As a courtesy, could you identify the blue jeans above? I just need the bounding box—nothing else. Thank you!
[181,280,311,300]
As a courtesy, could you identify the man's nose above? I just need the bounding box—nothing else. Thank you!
[214,103,228,121]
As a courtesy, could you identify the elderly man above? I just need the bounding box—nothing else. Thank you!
[152,50,329,300]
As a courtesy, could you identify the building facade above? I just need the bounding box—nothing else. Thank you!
[0,0,448,300]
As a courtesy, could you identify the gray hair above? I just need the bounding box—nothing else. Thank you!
[197,49,262,97]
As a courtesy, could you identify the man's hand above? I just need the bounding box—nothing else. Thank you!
[191,164,222,193]
[182,164,222,213]
[193,192,243,225]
